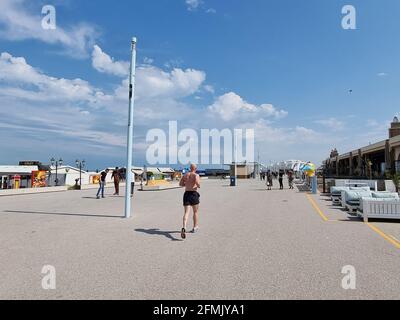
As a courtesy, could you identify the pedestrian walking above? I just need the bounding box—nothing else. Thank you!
[179,164,201,240]
[288,170,294,189]
[96,169,109,199]
[279,170,284,190]
[112,167,121,195]
[267,171,273,190]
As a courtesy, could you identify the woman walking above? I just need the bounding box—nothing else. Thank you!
[288,170,294,189]
[267,171,273,190]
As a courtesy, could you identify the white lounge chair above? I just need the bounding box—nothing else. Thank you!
[345,191,399,213]
[358,197,400,221]
[342,189,373,212]
[331,185,369,206]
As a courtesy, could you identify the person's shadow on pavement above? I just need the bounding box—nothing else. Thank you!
[135,228,183,242]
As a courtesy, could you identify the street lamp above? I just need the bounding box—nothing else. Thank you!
[75,160,86,189]
[234,131,238,186]
[124,37,137,219]
[50,157,63,186]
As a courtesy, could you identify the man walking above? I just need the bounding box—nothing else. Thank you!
[179,164,201,240]
[279,170,284,190]
[112,167,121,195]
[96,169,109,199]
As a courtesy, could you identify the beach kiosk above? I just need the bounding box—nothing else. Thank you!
[12,175,21,189]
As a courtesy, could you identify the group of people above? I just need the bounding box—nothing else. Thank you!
[264,170,295,190]
[96,167,124,199]
[93,164,300,242]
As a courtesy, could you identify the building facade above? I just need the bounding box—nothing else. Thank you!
[324,117,400,178]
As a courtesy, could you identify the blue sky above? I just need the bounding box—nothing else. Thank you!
[0,0,399,170]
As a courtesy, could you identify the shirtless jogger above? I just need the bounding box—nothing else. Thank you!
[179,164,201,239]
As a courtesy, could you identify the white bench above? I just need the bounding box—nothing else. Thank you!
[331,187,349,205]
[331,185,369,206]
[334,179,378,191]
[341,189,372,212]
[358,198,400,221]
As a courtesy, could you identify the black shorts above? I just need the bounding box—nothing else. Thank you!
[183,191,200,206]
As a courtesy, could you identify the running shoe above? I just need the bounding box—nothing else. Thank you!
[191,227,199,234]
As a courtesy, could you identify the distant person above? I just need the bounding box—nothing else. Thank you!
[179,164,201,240]
[288,170,294,189]
[279,171,284,190]
[267,171,273,190]
[131,180,135,198]
[96,169,109,199]
[112,167,121,195]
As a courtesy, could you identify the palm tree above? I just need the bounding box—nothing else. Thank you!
[391,173,400,193]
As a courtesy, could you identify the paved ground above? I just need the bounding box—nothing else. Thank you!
[0,179,399,300]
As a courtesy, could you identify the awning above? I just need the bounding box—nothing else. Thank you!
[0,166,39,175]
[132,169,144,176]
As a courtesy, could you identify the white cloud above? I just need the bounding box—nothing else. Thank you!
[92,45,130,77]
[0,50,189,124]
[294,126,318,140]
[233,119,329,164]
[0,52,104,103]
[164,59,184,69]
[208,92,288,122]
[92,45,206,100]
[135,66,206,100]
[204,84,215,94]
[0,49,337,166]
[0,50,209,158]
[185,0,216,14]
[109,69,207,122]
[0,96,126,150]
[186,0,203,11]
[0,52,125,150]
[246,120,319,144]
[367,119,379,127]
[143,57,154,65]
[314,117,344,131]
[0,0,98,58]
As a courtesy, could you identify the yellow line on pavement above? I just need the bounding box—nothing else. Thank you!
[306,194,329,222]
[366,223,400,249]
[306,194,400,249]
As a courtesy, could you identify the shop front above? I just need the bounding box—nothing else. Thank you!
[0,166,39,189]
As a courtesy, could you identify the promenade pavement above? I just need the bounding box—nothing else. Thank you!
[0,179,399,300]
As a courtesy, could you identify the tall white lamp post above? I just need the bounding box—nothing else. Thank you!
[124,37,137,219]
[234,131,238,186]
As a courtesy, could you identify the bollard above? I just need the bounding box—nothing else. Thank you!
[131,182,135,197]
[312,175,317,194]
[364,211,368,223]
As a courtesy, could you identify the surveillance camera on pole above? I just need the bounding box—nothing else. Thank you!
[124,37,137,219]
